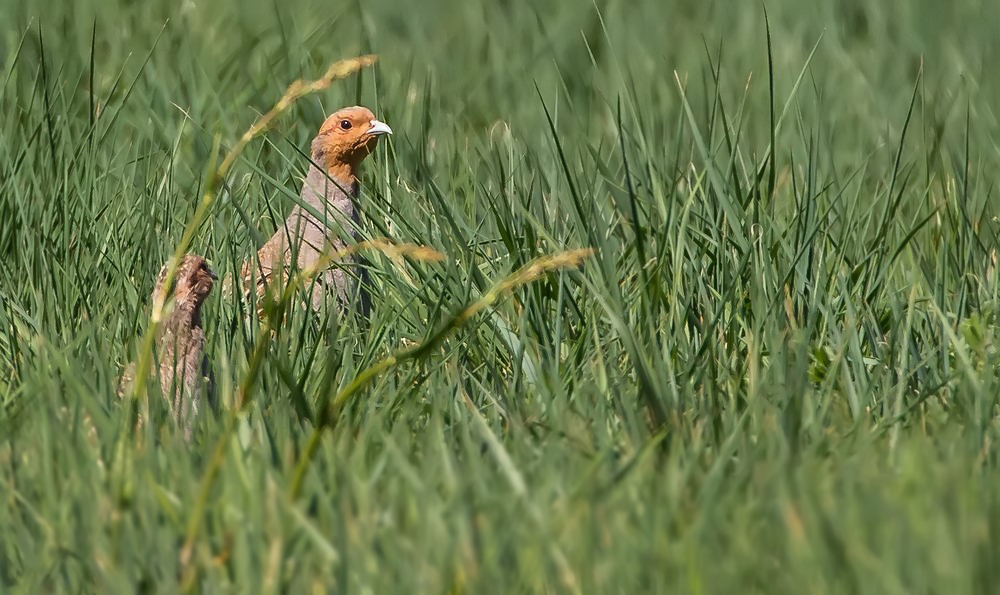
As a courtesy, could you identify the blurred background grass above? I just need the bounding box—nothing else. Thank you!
[2,0,1000,592]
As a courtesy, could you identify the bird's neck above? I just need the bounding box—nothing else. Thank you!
[303,163,360,214]
[321,161,359,191]
[160,301,201,334]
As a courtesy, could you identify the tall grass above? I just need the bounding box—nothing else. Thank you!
[2,0,1000,592]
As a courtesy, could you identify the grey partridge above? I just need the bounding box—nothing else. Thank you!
[120,253,217,439]
[241,105,392,317]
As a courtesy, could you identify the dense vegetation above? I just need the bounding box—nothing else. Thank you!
[2,0,1000,591]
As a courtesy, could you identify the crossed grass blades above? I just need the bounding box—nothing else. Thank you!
[95,54,593,588]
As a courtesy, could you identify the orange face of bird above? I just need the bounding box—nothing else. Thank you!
[311,106,392,179]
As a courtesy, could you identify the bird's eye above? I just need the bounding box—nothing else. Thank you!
[339,119,352,130]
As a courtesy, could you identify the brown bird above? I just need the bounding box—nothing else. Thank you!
[241,105,392,316]
[120,253,217,439]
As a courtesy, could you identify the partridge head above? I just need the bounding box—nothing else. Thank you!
[310,105,393,187]
[154,253,218,315]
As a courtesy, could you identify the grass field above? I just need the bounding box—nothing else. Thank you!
[2,0,1000,591]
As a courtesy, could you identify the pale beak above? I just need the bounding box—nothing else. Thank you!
[367,119,393,136]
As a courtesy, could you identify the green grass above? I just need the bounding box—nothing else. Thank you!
[2,0,1000,591]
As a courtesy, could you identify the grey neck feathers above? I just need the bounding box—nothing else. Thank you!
[301,164,362,236]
